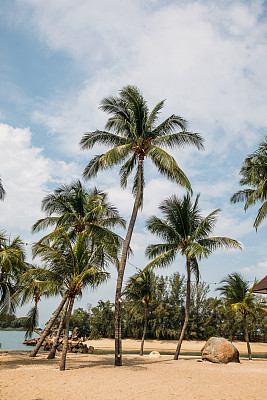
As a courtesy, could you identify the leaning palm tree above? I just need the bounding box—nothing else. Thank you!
[30,229,110,370]
[0,231,26,314]
[0,177,5,200]
[145,193,241,359]
[123,269,155,356]
[80,85,204,365]
[32,180,126,248]
[216,273,260,360]
[231,135,267,230]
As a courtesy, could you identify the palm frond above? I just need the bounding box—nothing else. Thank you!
[147,145,192,191]
[153,131,204,150]
[80,130,127,149]
[83,145,132,179]
[151,115,188,138]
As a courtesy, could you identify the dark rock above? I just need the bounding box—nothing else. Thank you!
[87,346,94,354]
[201,337,240,364]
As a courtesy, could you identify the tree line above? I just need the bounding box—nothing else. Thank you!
[0,85,266,370]
[67,274,266,345]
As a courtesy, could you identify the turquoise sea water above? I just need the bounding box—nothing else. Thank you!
[0,330,38,350]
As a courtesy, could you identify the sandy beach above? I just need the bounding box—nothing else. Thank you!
[0,340,266,400]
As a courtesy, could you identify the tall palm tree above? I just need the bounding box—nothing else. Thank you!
[216,273,260,360]
[231,135,267,230]
[0,177,5,200]
[123,269,155,356]
[80,85,204,365]
[30,229,110,370]
[145,193,241,359]
[0,231,26,314]
[32,180,126,248]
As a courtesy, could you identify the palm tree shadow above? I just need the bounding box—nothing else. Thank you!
[0,351,178,372]
[65,355,173,371]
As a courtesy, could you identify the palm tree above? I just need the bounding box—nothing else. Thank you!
[80,85,204,365]
[0,231,26,314]
[123,269,155,356]
[216,273,260,360]
[145,193,241,359]
[32,180,126,248]
[13,266,64,339]
[0,177,5,200]
[30,229,110,370]
[231,135,267,230]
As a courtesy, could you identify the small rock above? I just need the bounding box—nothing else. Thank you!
[149,351,161,358]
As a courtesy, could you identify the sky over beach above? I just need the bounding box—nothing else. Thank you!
[0,0,267,323]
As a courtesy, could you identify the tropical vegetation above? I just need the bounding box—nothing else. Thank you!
[231,135,267,230]
[0,231,26,315]
[29,229,110,370]
[1,86,266,371]
[145,193,242,359]
[3,272,265,347]
[216,273,263,360]
[80,85,204,365]
[123,268,156,355]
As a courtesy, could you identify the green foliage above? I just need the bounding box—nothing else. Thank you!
[69,307,91,336]
[90,300,115,339]
[0,231,27,315]
[0,315,29,329]
[0,313,16,328]
[146,193,241,272]
[69,301,115,339]
[231,135,267,229]
[81,85,204,206]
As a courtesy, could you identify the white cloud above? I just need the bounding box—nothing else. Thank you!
[240,260,267,281]
[10,0,266,161]
[0,123,80,240]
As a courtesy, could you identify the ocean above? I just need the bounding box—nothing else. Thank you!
[0,330,38,350]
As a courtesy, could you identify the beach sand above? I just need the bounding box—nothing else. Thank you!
[0,340,266,400]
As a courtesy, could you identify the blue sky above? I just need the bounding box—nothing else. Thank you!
[0,0,267,324]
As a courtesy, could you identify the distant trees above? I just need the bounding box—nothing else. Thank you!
[69,301,115,338]
[2,272,266,347]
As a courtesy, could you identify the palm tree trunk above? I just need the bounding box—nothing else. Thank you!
[29,293,68,357]
[47,298,69,359]
[174,256,191,360]
[114,158,143,366]
[140,304,148,356]
[60,296,75,371]
[242,314,252,360]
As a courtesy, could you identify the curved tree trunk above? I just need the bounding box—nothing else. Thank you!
[114,158,143,366]
[174,256,191,360]
[29,293,68,357]
[242,314,252,360]
[140,304,148,356]
[47,298,69,359]
[60,296,75,371]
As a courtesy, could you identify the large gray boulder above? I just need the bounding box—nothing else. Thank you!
[201,337,240,364]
